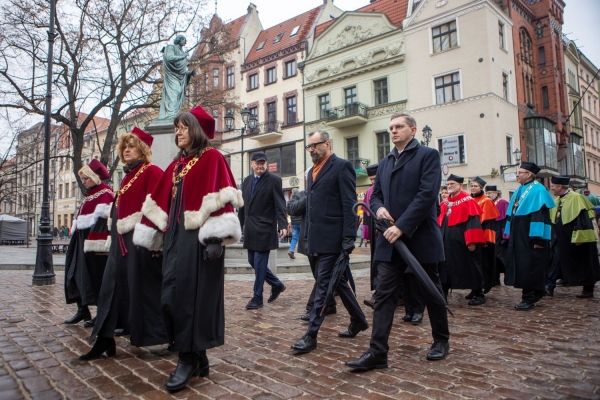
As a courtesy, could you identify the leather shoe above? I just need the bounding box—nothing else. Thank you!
[325,306,337,315]
[363,298,375,309]
[291,335,317,353]
[411,313,423,325]
[468,295,486,306]
[464,291,475,300]
[245,297,263,310]
[268,284,286,303]
[426,342,449,361]
[288,251,295,259]
[300,313,310,322]
[576,291,594,298]
[345,351,388,370]
[83,317,96,328]
[64,306,91,325]
[114,328,128,336]
[80,337,116,361]
[338,320,369,338]
[514,301,535,310]
[194,351,209,377]
[402,314,413,322]
[545,287,554,297]
[165,352,198,392]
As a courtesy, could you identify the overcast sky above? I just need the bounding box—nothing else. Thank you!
[562,0,600,67]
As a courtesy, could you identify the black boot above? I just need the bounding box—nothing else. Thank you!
[165,352,198,392]
[64,301,91,324]
[194,350,209,377]
[79,337,116,360]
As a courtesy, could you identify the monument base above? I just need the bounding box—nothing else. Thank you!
[146,121,178,170]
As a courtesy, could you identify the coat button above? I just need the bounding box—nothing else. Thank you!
[311,190,314,193]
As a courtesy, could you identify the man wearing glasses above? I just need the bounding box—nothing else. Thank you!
[291,130,368,354]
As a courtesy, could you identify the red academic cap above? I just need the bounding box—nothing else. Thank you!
[131,127,153,147]
[88,159,110,181]
[189,105,215,139]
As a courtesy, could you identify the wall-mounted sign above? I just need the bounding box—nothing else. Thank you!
[289,177,299,187]
[503,172,517,182]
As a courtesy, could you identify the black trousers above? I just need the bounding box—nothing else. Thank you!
[403,272,425,316]
[306,254,337,311]
[306,253,366,338]
[370,252,449,355]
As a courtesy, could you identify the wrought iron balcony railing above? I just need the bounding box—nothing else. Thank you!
[327,102,368,122]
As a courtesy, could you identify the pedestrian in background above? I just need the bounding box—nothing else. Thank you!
[288,188,302,259]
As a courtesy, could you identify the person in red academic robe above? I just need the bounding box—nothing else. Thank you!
[469,176,500,296]
[64,160,114,325]
[80,127,167,360]
[438,174,486,305]
[133,106,242,392]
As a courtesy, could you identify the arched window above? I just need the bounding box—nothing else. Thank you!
[519,29,535,105]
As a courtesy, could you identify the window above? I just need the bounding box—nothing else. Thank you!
[286,97,297,125]
[71,181,76,197]
[432,21,458,54]
[256,40,266,51]
[290,25,300,36]
[538,46,546,67]
[267,102,276,132]
[438,135,467,166]
[266,67,276,84]
[227,66,235,88]
[249,106,258,119]
[498,22,505,49]
[502,73,509,100]
[213,110,219,132]
[376,131,390,162]
[249,144,296,177]
[285,60,296,78]
[345,86,357,104]
[205,73,209,91]
[249,74,258,90]
[273,33,283,44]
[318,94,330,119]
[213,69,219,89]
[542,86,549,109]
[346,137,359,162]
[506,136,513,163]
[374,78,388,106]
[58,184,62,199]
[435,72,461,104]
[585,124,589,144]
[65,183,69,198]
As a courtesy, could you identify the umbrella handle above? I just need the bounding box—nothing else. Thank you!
[353,202,376,218]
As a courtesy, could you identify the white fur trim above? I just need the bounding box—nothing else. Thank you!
[184,187,244,231]
[70,220,77,236]
[106,236,111,250]
[107,217,112,229]
[84,239,110,253]
[141,194,168,231]
[198,212,242,246]
[116,211,143,235]
[132,222,164,251]
[75,203,112,231]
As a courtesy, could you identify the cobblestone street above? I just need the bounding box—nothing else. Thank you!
[0,270,599,399]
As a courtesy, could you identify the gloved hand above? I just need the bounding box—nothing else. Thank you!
[203,237,223,261]
[342,236,355,257]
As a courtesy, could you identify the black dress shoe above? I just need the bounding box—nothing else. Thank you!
[426,342,449,361]
[268,284,286,303]
[345,351,388,370]
[402,314,413,322]
[411,313,423,325]
[576,291,594,298]
[83,317,96,328]
[468,295,486,306]
[194,351,209,377]
[545,287,554,297]
[464,291,475,300]
[64,306,91,325]
[80,337,116,361]
[165,352,198,392]
[291,335,317,353]
[325,306,337,315]
[300,313,310,322]
[514,301,535,310]
[363,298,375,309]
[114,329,128,336]
[338,320,369,338]
[245,297,263,310]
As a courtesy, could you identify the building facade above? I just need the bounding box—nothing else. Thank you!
[579,51,600,194]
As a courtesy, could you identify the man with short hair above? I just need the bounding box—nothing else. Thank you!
[238,152,287,310]
[549,175,600,298]
[504,162,555,310]
[291,130,368,354]
[346,113,450,370]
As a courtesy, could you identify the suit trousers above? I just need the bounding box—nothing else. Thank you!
[306,254,337,311]
[306,253,366,338]
[248,250,282,301]
[370,252,450,355]
[403,272,425,316]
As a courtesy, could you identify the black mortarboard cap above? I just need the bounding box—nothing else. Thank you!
[366,164,378,177]
[447,174,464,184]
[486,185,497,191]
[551,175,570,186]
[471,176,487,188]
[520,161,541,174]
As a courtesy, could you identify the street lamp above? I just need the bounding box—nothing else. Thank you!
[224,107,258,181]
[421,125,432,147]
[32,0,56,285]
[500,148,523,174]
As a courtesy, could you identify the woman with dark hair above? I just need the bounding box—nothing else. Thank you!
[64,160,114,326]
[80,127,167,360]
[133,105,242,392]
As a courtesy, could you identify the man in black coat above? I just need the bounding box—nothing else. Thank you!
[346,113,450,371]
[291,130,368,354]
[238,152,287,309]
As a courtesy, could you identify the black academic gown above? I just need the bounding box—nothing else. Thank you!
[162,174,226,353]
[493,219,508,274]
[481,218,497,293]
[439,214,484,290]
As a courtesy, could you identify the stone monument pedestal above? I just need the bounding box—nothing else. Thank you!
[146,121,178,170]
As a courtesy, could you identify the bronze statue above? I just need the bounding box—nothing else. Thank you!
[158,35,194,121]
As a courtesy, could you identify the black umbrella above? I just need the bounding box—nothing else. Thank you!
[353,203,454,317]
[320,252,353,316]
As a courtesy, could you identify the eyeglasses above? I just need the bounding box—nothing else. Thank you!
[305,141,326,151]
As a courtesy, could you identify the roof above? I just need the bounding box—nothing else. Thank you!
[194,14,247,58]
[315,0,407,38]
[245,6,323,64]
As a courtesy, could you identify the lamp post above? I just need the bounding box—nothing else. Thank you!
[500,148,522,174]
[224,107,258,181]
[421,125,432,147]
[32,0,57,285]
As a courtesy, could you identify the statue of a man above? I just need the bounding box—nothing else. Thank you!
[158,35,194,121]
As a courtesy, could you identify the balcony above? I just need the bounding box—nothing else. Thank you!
[247,120,284,141]
[349,158,370,178]
[523,105,558,178]
[327,102,368,128]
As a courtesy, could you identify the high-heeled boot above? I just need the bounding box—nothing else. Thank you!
[79,337,116,360]
[194,350,209,377]
[165,352,198,392]
[64,301,91,324]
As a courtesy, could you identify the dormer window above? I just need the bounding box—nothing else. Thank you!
[256,40,266,51]
[273,33,283,44]
[290,25,300,36]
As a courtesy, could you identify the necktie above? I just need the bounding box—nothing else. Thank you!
[251,176,260,196]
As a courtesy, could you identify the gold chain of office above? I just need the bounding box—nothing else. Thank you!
[171,147,212,199]
[115,162,149,207]
[82,188,114,204]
